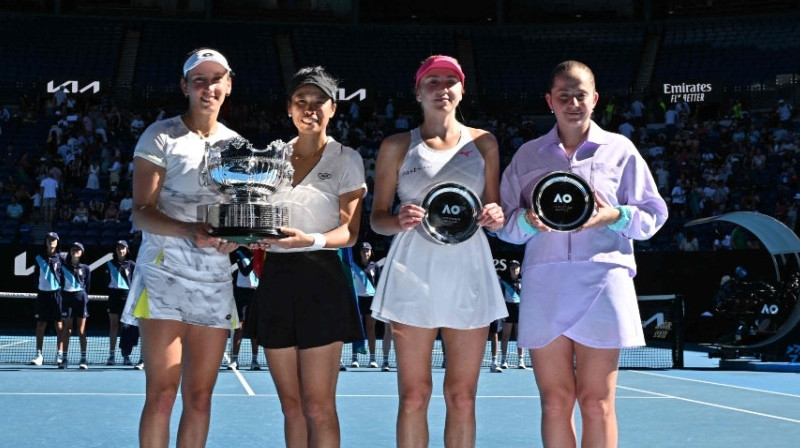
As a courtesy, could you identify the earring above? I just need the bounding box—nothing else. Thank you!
[550,110,554,114]
[288,114,292,117]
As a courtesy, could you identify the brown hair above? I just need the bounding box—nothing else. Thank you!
[547,60,595,91]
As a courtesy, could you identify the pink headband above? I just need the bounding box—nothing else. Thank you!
[414,55,465,90]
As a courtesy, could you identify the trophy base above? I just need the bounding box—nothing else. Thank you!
[209,227,289,244]
[198,202,290,244]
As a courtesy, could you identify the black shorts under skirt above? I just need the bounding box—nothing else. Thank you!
[247,250,364,350]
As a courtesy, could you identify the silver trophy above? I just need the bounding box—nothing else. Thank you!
[198,137,294,243]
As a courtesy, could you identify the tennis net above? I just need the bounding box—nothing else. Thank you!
[0,293,684,369]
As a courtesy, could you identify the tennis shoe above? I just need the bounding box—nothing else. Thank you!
[350,360,359,368]
[517,362,530,370]
[227,361,239,370]
[55,353,62,365]
[58,359,68,369]
[30,354,43,366]
[382,362,391,372]
[339,363,347,372]
[368,360,379,368]
[134,360,144,370]
[490,364,503,373]
[250,361,261,371]
[500,361,509,370]
[79,358,89,370]
[122,356,133,366]
[106,355,115,366]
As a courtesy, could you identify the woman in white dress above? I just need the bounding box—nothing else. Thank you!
[121,48,240,448]
[369,55,507,447]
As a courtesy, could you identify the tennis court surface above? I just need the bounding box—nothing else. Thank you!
[1,345,798,447]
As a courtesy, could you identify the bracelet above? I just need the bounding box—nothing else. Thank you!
[309,233,327,249]
[518,211,540,235]
[607,205,632,231]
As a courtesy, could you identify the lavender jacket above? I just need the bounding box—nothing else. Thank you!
[497,121,669,276]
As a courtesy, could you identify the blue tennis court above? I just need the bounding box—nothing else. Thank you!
[1,348,798,447]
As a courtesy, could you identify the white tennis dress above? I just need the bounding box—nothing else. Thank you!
[121,116,239,330]
[371,126,507,329]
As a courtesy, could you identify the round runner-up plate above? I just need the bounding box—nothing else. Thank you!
[531,171,594,232]
[421,182,482,244]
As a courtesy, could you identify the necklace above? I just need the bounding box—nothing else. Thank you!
[291,140,327,161]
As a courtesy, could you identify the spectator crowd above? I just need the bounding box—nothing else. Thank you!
[1,85,799,252]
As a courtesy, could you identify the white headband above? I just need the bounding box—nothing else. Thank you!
[183,49,232,77]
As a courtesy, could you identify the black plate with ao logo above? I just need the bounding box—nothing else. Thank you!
[531,171,594,232]
[421,182,482,244]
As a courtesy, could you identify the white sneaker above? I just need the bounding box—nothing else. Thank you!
[79,359,89,370]
[122,356,133,366]
[134,361,144,370]
[250,361,261,371]
[490,364,504,373]
[106,355,115,366]
[368,360,379,368]
[382,362,391,372]
[55,353,63,366]
[226,361,239,370]
[30,354,43,366]
[350,360,359,368]
[517,362,530,370]
[500,361,509,370]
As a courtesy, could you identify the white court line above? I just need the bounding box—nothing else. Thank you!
[221,352,255,396]
[617,385,800,424]
[628,370,800,399]
[0,392,145,396]
[0,341,29,349]
[0,392,265,397]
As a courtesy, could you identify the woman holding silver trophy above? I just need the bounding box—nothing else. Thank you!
[121,48,242,447]
[250,66,366,448]
[369,55,507,447]
[497,60,669,447]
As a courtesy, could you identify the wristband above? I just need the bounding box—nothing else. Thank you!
[518,211,540,236]
[607,205,632,231]
[309,233,327,250]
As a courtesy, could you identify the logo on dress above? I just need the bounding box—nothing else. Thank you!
[458,149,474,157]
[318,172,331,180]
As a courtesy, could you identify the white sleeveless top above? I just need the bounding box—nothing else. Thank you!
[371,126,507,329]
